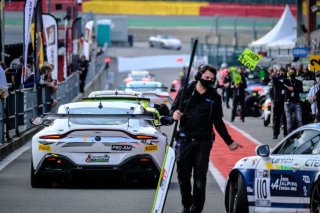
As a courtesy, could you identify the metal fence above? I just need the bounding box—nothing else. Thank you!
[193,40,294,68]
[0,73,79,144]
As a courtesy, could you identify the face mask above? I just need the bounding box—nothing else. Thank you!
[199,79,214,89]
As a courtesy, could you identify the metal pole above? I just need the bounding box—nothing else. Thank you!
[1,0,5,62]
[48,0,51,13]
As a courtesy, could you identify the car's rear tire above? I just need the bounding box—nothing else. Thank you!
[264,116,270,126]
[31,161,51,188]
[311,180,320,212]
[149,42,154,47]
[226,174,249,213]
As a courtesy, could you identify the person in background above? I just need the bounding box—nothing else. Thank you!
[270,68,288,139]
[283,67,303,133]
[78,55,89,93]
[217,63,228,102]
[1,61,14,90]
[301,66,315,80]
[223,69,232,108]
[231,67,247,122]
[307,72,320,122]
[170,64,242,213]
[44,64,58,108]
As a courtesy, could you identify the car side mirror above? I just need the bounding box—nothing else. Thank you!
[256,145,270,157]
[30,116,51,126]
[30,116,44,125]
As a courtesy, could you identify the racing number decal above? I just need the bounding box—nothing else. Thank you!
[254,174,271,207]
[256,179,268,200]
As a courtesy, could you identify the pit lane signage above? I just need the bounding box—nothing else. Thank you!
[310,55,320,71]
[238,48,262,71]
[151,145,175,213]
[292,47,308,57]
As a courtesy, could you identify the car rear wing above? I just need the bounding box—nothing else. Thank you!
[82,97,151,102]
[42,113,156,120]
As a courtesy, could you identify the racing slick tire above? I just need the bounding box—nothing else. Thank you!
[311,180,320,212]
[31,161,52,188]
[225,174,249,213]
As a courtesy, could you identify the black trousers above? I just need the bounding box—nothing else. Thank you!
[231,96,245,121]
[273,101,287,137]
[175,139,213,213]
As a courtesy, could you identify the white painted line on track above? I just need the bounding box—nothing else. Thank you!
[208,120,263,194]
[0,141,31,171]
[208,162,226,194]
[224,120,263,146]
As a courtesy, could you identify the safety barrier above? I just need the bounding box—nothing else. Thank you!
[0,73,79,144]
[193,39,294,69]
[83,1,207,16]
[199,3,297,18]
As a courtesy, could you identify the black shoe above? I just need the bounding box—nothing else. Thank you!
[241,118,245,122]
[272,135,278,139]
[182,207,190,213]
[189,205,200,213]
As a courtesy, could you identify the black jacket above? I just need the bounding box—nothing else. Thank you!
[270,75,287,103]
[283,78,303,103]
[170,81,233,145]
[232,74,247,98]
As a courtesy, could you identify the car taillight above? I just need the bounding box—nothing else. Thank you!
[140,157,150,162]
[40,135,63,139]
[134,135,157,139]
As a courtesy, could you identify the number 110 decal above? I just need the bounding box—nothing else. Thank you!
[254,176,271,207]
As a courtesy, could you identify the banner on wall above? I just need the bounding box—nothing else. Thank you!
[34,0,44,83]
[82,20,94,61]
[42,14,58,80]
[23,0,36,82]
[72,17,82,71]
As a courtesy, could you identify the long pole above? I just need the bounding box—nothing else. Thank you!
[1,0,4,62]
[169,39,198,147]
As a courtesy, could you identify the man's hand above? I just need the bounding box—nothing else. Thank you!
[173,110,183,121]
[228,142,243,151]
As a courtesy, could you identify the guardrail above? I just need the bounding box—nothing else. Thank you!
[0,73,79,144]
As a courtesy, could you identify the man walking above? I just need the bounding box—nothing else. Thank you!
[171,64,242,213]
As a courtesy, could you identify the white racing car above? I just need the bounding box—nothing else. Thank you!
[148,34,182,50]
[30,101,169,187]
[225,123,320,213]
[123,81,173,112]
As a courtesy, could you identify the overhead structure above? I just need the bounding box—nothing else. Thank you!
[249,5,297,49]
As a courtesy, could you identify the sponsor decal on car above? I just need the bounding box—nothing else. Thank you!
[303,175,310,184]
[271,175,297,191]
[305,159,320,168]
[144,145,158,152]
[38,144,51,152]
[111,145,132,151]
[265,162,292,170]
[271,158,294,164]
[85,154,110,163]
